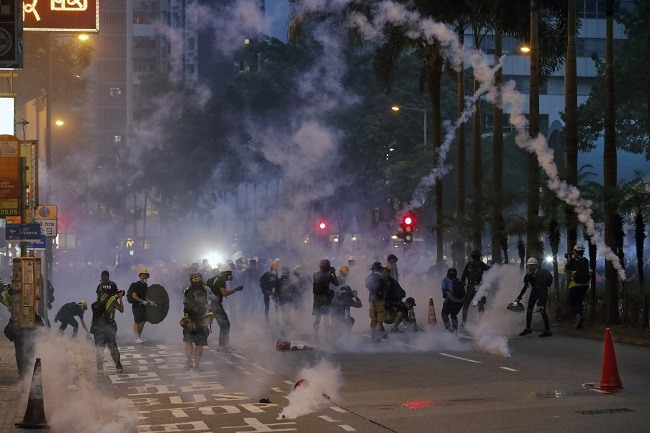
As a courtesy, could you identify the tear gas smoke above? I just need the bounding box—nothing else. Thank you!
[296,0,626,280]
[278,359,342,419]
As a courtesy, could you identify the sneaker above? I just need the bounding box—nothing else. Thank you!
[538,331,553,338]
[519,328,532,336]
[135,337,144,344]
[184,362,193,371]
[116,365,123,374]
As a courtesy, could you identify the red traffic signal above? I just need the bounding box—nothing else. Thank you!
[399,212,416,242]
[317,220,328,233]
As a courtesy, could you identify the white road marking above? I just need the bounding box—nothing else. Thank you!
[251,363,276,375]
[438,353,481,363]
[319,415,341,422]
[271,387,283,393]
[284,380,294,385]
[339,425,356,432]
[500,367,518,372]
[230,352,246,360]
[330,406,348,413]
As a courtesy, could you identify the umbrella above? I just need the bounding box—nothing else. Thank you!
[146,284,169,324]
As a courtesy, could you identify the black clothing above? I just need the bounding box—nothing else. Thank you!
[96,280,118,296]
[461,259,490,322]
[183,283,209,319]
[128,281,148,303]
[312,269,338,308]
[206,275,228,304]
[518,269,553,332]
[54,302,85,335]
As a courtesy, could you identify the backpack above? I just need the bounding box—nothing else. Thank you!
[91,298,110,324]
[126,286,135,303]
[466,261,484,286]
[573,257,590,285]
[184,286,207,318]
[451,278,466,299]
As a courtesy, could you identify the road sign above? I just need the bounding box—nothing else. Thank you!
[36,219,57,237]
[36,205,57,219]
[23,0,99,32]
[6,223,41,242]
[26,234,46,250]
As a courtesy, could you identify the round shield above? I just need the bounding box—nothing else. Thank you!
[146,284,169,324]
[506,300,525,312]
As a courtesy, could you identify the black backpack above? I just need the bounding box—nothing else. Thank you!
[451,278,466,299]
[573,257,590,285]
[126,286,135,303]
[91,298,110,323]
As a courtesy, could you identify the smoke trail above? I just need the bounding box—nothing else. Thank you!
[297,0,626,280]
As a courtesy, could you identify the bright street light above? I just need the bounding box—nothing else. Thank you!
[391,104,427,147]
[54,120,64,126]
[519,45,531,54]
[78,34,90,41]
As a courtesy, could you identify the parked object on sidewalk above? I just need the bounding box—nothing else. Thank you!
[15,358,49,429]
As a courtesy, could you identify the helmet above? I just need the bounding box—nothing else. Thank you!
[339,265,349,275]
[319,259,331,270]
[526,257,538,265]
[190,272,202,284]
[573,244,585,254]
[470,250,481,260]
[270,261,279,270]
[370,261,383,271]
[447,268,457,278]
[387,254,398,263]
[78,300,88,310]
[139,267,150,277]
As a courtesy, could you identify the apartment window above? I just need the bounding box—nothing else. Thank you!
[109,87,122,97]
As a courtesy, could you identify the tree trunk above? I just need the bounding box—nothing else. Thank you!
[472,29,483,252]
[427,46,445,268]
[526,0,542,261]
[491,24,504,264]
[455,31,466,270]
[604,0,619,324]
[565,0,578,256]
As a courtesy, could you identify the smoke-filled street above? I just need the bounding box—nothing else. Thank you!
[13,320,647,433]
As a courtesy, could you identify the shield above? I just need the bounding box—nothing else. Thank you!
[506,300,525,312]
[146,284,169,324]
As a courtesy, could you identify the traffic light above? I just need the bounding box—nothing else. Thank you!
[400,212,416,243]
[316,219,328,235]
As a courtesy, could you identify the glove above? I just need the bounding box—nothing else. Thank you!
[147,300,157,308]
[141,300,149,306]
[234,285,244,292]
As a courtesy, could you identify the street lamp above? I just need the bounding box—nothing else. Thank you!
[391,105,427,148]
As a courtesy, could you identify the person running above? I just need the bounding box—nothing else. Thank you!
[181,272,214,370]
[460,249,490,326]
[206,269,243,352]
[516,258,553,338]
[565,244,591,329]
[91,271,124,375]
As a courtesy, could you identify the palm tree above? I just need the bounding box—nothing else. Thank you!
[491,17,505,264]
[603,0,620,324]
[564,0,579,256]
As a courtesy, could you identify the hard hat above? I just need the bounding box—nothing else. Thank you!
[270,261,279,270]
[526,257,538,265]
[339,265,349,275]
[78,300,88,310]
[139,267,150,277]
[573,244,585,254]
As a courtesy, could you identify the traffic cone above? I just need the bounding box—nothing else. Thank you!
[427,298,437,326]
[599,328,623,390]
[15,358,50,429]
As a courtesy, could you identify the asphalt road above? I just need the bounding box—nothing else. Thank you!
[71,325,650,433]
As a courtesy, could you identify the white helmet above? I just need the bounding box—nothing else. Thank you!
[573,244,585,254]
[526,257,538,265]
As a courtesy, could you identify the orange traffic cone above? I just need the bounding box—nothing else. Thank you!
[15,358,50,429]
[427,298,437,326]
[276,338,313,351]
[599,328,623,390]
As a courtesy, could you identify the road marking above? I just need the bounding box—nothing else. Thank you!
[271,387,283,393]
[330,406,348,413]
[339,426,356,432]
[500,367,518,372]
[230,352,246,360]
[284,380,294,385]
[438,353,481,363]
[319,415,342,422]
[251,363,276,375]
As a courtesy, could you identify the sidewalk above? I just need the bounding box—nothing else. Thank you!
[0,340,28,433]
[552,319,650,347]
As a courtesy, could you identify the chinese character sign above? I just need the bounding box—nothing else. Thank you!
[23,0,98,32]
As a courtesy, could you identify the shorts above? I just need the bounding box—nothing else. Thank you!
[183,325,209,346]
[369,300,389,323]
[312,304,330,316]
[132,304,147,323]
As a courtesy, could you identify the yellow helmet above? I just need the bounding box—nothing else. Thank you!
[78,300,88,310]
[270,261,279,270]
[339,265,349,275]
[139,267,150,277]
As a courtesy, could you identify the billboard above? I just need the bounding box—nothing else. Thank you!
[23,0,99,32]
[0,0,23,68]
[0,96,14,134]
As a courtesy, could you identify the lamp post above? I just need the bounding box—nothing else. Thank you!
[391,105,427,148]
